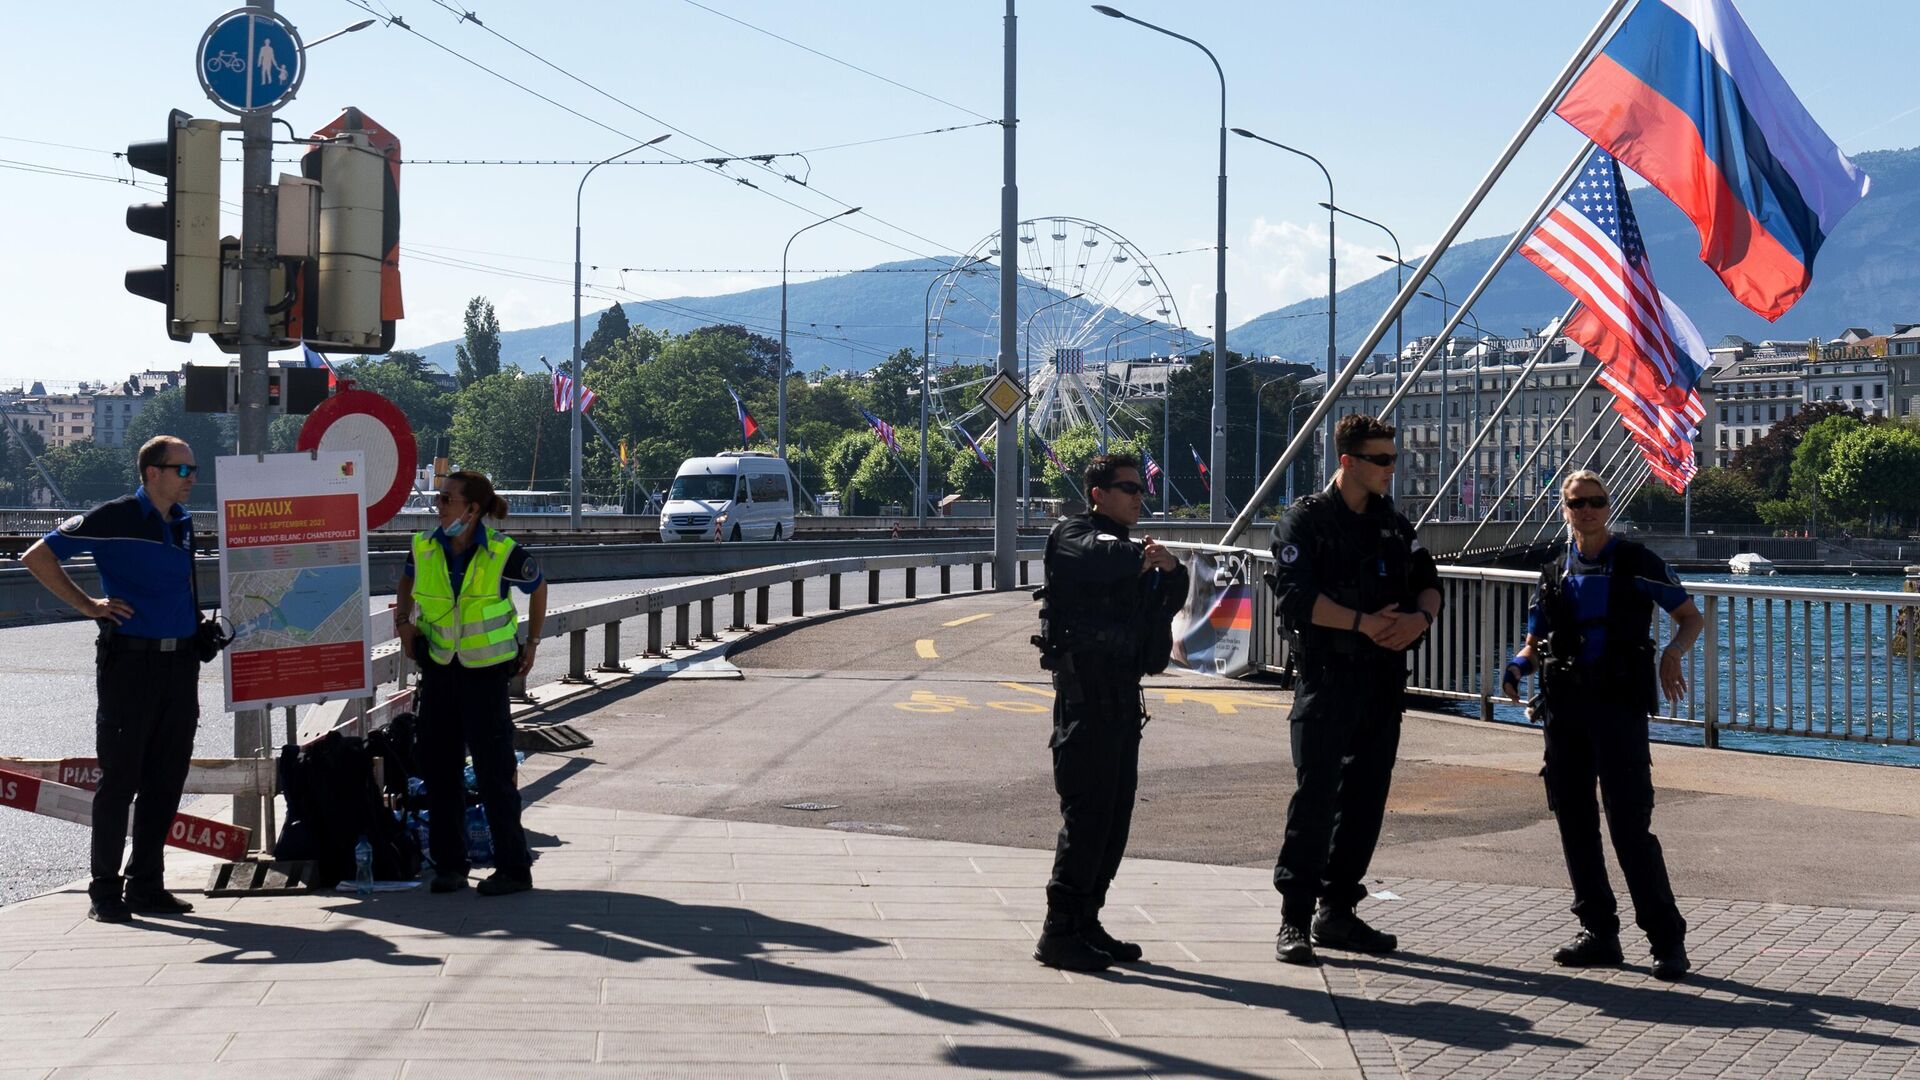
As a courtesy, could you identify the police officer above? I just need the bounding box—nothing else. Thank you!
[1032,454,1187,971]
[21,436,205,924]
[1503,469,1703,981]
[1268,414,1440,966]
[395,470,546,897]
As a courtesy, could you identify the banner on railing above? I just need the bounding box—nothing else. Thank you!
[1170,551,1256,678]
[216,451,373,710]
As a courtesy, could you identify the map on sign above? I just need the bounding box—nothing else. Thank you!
[216,452,372,710]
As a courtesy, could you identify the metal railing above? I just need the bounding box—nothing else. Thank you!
[1206,544,1920,748]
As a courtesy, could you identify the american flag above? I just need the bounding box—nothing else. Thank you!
[1142,449,1162,495]
[553,373,597,414]
[952,424,992,468]
[1188,444,1210,493]
[1520,148,1706,490]
[860,406,901,454]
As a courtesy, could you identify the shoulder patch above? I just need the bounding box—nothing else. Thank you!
[1278,543,1300,564]
[57,514,86,534]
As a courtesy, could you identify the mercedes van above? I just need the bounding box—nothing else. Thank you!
[659,452,796,542]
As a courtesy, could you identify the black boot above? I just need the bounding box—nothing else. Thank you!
[1275,922,1318,966]
[1083,919,1144,963]
[1651,940,1690,982]
[1033,911,1113,972]
[1312,906,1397,954]
[1553,930,1624,967]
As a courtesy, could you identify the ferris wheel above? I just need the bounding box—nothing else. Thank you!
[927,217,1190,441]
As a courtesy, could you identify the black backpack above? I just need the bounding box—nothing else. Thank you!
[275,733,420,887]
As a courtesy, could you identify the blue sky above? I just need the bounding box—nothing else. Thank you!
[3,0,1913,387]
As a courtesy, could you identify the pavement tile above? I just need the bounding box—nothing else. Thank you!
[0,1011,109,1039]
[45,1065,403,1080]
[404,1066,777,1080]
[423,1001,769,1032]
[218,1029,598,1062]
[261,974,601,1005]
[0,1035,232,1069]
[738,883,1006,904]
[95,1001,428,1037]
[12,942,237,969]
[0,966,163,992]
[616,836,853,855]
[765,1003,1112,1036]
[944,1033,1332,1071]
[440,952,733,979]
[601,977,923,1006]
[2,981,270,1013]
[755,955,1074,984]
[594,1031,957,1064]
[149,956,447,984]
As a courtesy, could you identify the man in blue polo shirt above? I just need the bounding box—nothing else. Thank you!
[22,435,204,924]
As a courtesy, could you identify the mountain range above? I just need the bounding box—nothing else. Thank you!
[411,145,1920,374]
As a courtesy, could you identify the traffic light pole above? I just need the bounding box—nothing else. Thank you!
[231,10,279,836]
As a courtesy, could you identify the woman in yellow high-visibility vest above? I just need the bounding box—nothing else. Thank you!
[396,470,546,896]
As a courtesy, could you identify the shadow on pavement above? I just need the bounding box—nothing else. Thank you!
[1337,949,1918,1049]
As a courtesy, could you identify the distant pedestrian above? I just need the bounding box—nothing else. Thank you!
[1504,469,1704,981]
[395,470,546,897]
[1031,454,1187,971]
[21,436,205,924]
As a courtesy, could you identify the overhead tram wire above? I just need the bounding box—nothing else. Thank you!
[677,0,998,123]
[383,0,973,264]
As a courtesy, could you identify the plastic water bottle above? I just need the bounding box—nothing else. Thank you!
[354,836,374,895]
[464,804,494,866]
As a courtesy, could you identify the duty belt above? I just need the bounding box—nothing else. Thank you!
[104,634,191,652]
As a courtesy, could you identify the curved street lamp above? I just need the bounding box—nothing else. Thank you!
[1094,4,1230,523]
[920,255,991,525]
[572,132,670,529]
[779,207,862,461]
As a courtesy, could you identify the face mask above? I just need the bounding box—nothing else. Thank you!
[443,517,469,538]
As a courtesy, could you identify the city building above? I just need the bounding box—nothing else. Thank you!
[91,392,153,449]
[1710,347,1804,466]
[33,395,94,448]
[1886,323,1920,418]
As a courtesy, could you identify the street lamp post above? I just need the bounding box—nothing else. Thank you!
[1234,128,1336,484]
[1282,397,1318,505]
[920,256,989,526]
[573,133,670,530]
[1387,256,1450,516]
[1252,374,1293,514]
[779,207,862,463]
[1093,5,1229,524]
[1326,203,1402,495]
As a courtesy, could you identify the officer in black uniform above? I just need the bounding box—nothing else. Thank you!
[1031,453,1187,971]
[1267,414,1440,966]
[1503,469,1703,981]
[22,436,206,924]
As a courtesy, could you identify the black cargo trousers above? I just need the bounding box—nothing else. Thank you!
[1045,656,1145,929]
[1541,689,1685,951]
[91,637,201,902]
[1272,671,1402,925]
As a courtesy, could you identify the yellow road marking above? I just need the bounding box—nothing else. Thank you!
[1000,681,1054,698]
[942,612,994,627]
[915,639,939,659]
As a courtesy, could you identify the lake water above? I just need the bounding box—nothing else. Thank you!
[1462,569,1920,769]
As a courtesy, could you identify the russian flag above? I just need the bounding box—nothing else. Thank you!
[1554,0,1868,321]
[725,384,759,448]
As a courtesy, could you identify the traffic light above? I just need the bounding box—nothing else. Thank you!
[125,110,223,342]
[299,108,402,353]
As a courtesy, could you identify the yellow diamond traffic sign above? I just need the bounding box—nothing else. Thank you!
[979,372,1028,421]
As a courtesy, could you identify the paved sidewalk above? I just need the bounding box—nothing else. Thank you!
[5,798,1919,1079]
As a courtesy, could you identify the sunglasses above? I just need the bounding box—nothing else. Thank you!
[159,462,197,478]
[1564,494,1610,510]
[1103,481,1145,496]
[1347,451,1398,467]
[435,491,464,505]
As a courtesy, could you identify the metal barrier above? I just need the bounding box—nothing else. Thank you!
[1200,543,1920,748]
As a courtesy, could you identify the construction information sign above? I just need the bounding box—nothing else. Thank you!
[216,452,372,710]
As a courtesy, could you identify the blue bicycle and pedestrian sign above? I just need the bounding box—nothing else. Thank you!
[197,8,304,114]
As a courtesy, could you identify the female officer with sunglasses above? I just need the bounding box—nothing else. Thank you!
[1504,469,1704,981]
[395,470,546,896]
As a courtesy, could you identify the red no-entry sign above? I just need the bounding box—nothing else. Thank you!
[297,387,417,529]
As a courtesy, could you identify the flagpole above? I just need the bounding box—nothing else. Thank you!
[1532,419,1637,545]
[1459,354,1604,552]
[1416,301,1579,529]
[1221,0,1632,548]
[1505,399,1624,548]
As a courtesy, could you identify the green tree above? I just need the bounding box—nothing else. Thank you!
[0,418,48,504]
[859,348,919,426]
[38,440,131,506]
[582,304,631,366]
[943,424,996,501]
[123,389,232,506]
[1788,413,1866,523]
[1730,400,1865,499]
[453,296,502,389]
[337,352,456,462]
[448,371,572,488]
[1820,425,1920,530]
[381,349,430,375]
[1624,467,1764,529]
[821,430,878,512]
